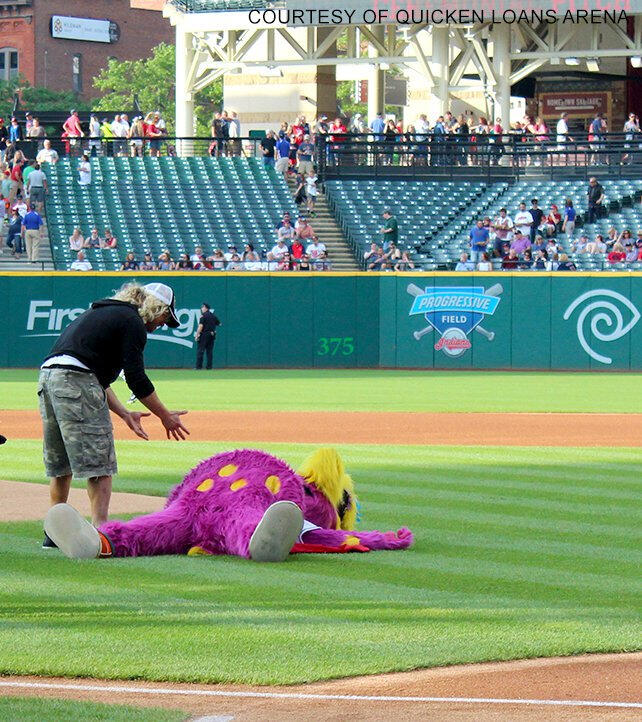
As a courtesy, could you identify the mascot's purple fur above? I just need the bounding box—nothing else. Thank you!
[45,447,413,561]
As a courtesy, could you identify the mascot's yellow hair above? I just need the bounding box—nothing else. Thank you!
[298,448,358,530]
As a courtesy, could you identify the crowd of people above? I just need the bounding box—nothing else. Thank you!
[459,178,642,271]
[67,212,331,272]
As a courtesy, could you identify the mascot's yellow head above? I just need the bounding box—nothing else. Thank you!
[298,447,358,530]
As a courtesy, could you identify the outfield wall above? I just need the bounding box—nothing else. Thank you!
[2,272,641,370]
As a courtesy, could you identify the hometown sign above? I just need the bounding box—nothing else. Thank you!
[408,284,502,357]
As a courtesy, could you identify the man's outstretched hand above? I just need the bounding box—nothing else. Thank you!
[162,410,190,441]
[124,411,151,440]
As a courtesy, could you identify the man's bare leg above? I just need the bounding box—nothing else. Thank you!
[50,474,72,505]
[87,476,112,526]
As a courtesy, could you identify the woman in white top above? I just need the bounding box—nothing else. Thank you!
[69,227,84,251]
[78,154,91,186]
[305,171,318,215]
[476,251,492,271]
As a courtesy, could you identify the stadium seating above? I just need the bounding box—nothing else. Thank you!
[325,178,642,271]
[44,157,298,270]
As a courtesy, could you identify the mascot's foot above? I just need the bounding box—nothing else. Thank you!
[44,503,101,559]
[249,501,303,562]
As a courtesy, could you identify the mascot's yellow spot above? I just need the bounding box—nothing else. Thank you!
[344,535,360,546]
[218,464,238,477]
[187,546,213,556]
[196,478,214,493]
[265,475,281,494]
[230,478,248,492]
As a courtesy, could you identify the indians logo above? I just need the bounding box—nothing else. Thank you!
[408,283,503,357]
[53,18,63,34]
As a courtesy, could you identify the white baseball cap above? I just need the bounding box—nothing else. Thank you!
[143,283,180,328]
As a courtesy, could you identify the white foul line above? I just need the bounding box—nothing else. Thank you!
[0,681,640,709]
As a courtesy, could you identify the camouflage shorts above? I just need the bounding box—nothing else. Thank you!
[37,367,117,479]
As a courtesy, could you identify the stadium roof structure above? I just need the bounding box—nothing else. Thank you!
[163,0,642,137]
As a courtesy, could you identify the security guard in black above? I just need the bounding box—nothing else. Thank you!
[195,303,221,370]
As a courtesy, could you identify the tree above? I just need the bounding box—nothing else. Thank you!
[0,76,90,126]
[92,43,222,135]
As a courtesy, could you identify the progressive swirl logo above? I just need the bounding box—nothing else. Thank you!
[563,289,640,364]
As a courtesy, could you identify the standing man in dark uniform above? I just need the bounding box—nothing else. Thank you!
[195,303,221,370]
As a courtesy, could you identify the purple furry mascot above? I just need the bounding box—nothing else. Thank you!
[45,447,413,562]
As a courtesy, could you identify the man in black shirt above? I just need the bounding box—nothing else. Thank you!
[195,303,221,370]
[529,198,544,244]
[260,130,277,167]
[38,282,190,540]
[587,177,604,224]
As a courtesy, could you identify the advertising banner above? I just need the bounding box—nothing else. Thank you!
[50,15,120,44]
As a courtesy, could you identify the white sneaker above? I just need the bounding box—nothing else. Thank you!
[249,501,303,562]
[44,503,100,559]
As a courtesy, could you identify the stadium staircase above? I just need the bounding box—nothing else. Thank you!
[0,217,54,270]
[43,156,315,271]
[325,178,642,270]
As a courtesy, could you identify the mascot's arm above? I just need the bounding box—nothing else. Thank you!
[293,526,413,553]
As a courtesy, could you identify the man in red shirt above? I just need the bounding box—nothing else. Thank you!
[62,109,84,156]
[8,159,23,204]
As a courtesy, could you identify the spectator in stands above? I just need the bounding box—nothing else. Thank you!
[363,243,380,266]
[62,110,83,156]
[277,252,291,271]
[636,230,642,251]
[306,238,326,261]
[208,249,224,270]
[276,212,291,230]
[70,250,92,271]
[144,113,163,157]
[586,177,604,224]
[86,227,102,248]
[78,154,91,186]
[531,234,546,254]
[110,114,127,156]
[6,208,22,255]
[0,118,7,164]
[27,117,46,149]
[271,238,290,261]
[570,233,589,254]
[556,253,577,271]
[290,237,304,263]
[297,134,315,175]
[120,252,139,271]
[298,253,311,271]
[26,162,47,215]
[502,248,519,270]
[8,117,22,144]
[8,158,23,204]
[314,250,331,271]
[305,170,318,215]
[157,252,174,271]
[13,195,27,218]
[22,160,34,197]
[586,234,607,255]
[100,117,115,156]
[227,252,243,271]
[469,219,489,263]
[295,216,316,243]
[511,229,530,255]
[622,112,640,165]
[367,247,387,270]
[275,132,291,178]
[606,227,619,247]
[617,229,633,247]
[36,139,59,166]
[22,203,43,264]
[556,112,570,155]
[477,251,492,271]
[69,228,84,251]
[129,116,145,157]
[528,199,544,244]
[533,249,549,270]
[101,229,117,249]
[140,252,156,271]
[455,251,475,271]
[277,217,295,243]
[607,242,626,264]
[541,204,561,237]
[190,246,207,269]
[395,250,415,271]
[513,201,533,240]
[625,242,638,264]
[223,244,238,262]
[546,238,560,257]
[520,249,533,269]
[228,111,241,156]
[492,208,513,256]
[387,242,401,266]
[380,209,398,251]
[260,130,277,167]
[89,114,101,156]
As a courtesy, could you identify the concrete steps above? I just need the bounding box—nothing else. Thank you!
[0,218,55,271]
[287,176,359,270]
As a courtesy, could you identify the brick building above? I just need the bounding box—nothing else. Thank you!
[0,0,173,98]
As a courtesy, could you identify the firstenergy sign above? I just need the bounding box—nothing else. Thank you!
[24,300,200,349]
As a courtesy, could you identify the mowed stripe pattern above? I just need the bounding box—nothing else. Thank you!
[0,444,639,685]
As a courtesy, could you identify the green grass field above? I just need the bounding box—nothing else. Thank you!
[0,369,640,686]
[0,697,186,722]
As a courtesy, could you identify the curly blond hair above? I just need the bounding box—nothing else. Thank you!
[112,282,169,325]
